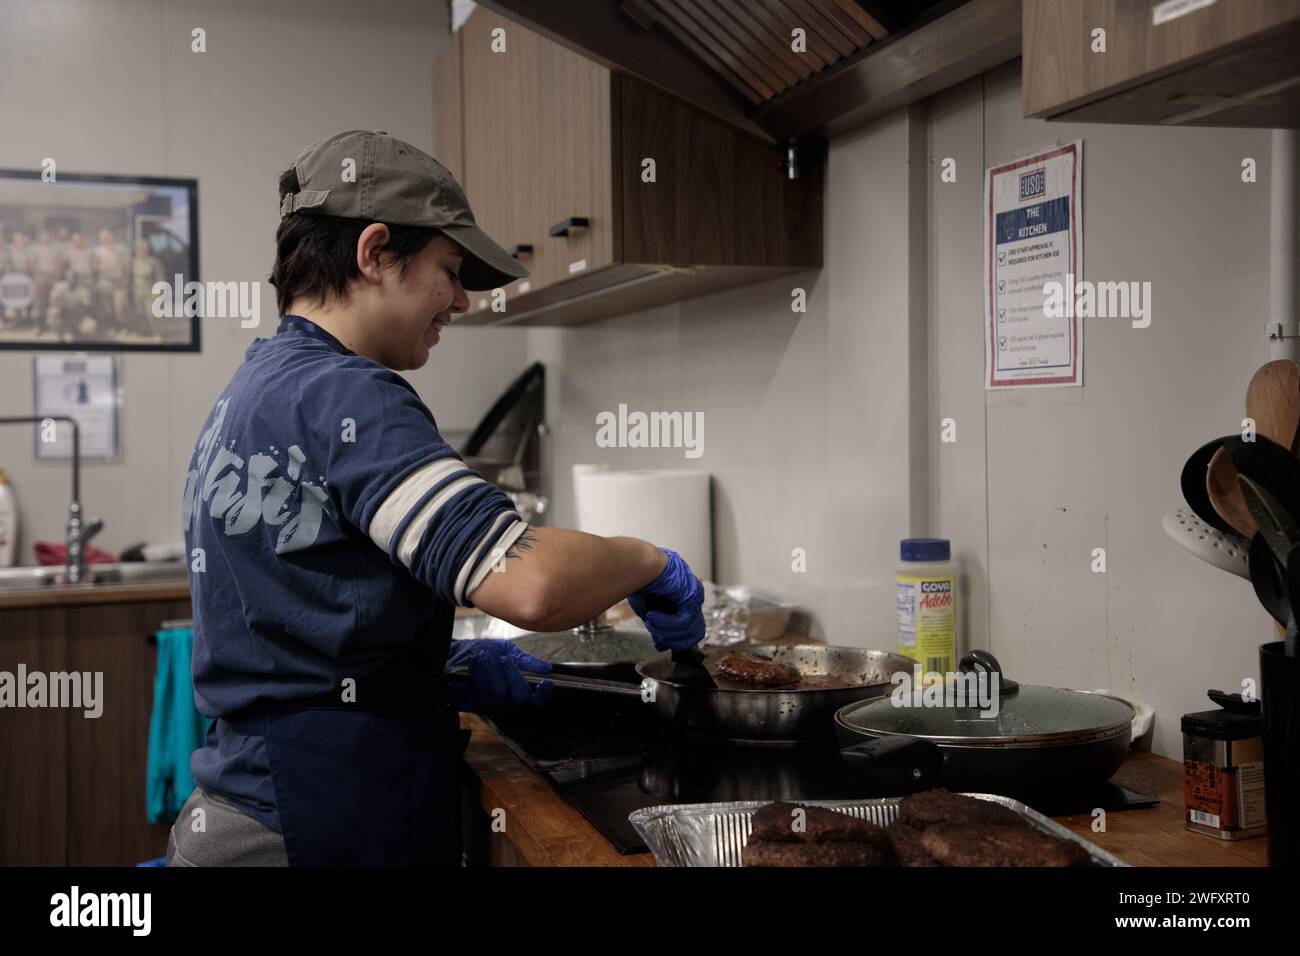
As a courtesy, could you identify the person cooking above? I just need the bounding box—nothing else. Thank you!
[165,130,707,867]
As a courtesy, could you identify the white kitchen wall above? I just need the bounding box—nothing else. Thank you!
[0,0,528,554]
[533,63,1279,759]
[946,62,1275,757]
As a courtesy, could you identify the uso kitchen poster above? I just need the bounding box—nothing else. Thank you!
[984,141,1083,389]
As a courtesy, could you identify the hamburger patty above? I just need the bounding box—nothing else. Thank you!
[750,802,891,845]
[740,791,1095,867]
[743,839,898,867]
[714,652,801,687]
[918,823,1091,867]
[886,822,938,867]
[898,788,1028,830]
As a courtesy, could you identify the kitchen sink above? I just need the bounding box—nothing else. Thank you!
[0,561,188,592]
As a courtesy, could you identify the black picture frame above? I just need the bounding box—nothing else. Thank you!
[0,167,200,353]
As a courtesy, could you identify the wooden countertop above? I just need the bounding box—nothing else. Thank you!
[1053,751,1266,867]
[0,580,190,610]
[460,715,1268,867]
[460,713,653,866]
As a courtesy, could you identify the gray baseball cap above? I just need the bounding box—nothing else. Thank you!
[279,130,528,292]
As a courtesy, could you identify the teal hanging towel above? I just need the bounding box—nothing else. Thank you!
[146,627,211,824]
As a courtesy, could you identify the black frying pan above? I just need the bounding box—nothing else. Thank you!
[1180,435,1240,535]
[833,651,1135,795]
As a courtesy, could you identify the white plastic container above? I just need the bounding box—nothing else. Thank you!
[895,537,957,676]
[0,467,17,568]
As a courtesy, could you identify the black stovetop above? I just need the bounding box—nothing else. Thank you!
[482,691,1159,855]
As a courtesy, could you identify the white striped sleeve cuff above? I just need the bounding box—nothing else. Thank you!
[367,457,472,557]
[457,515,530,605]
[365,455,529,606]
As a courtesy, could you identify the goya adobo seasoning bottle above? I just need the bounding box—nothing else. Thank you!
[896,538,957,678]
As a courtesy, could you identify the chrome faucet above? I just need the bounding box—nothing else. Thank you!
[0,415,102,585]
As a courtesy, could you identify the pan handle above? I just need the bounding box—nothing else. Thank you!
[958,650,1020,696]
[445,666,648,699]
[839,736,944,793]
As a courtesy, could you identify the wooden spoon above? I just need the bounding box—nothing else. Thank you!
[1207,447,1257,538]
[1245,359,1300,448]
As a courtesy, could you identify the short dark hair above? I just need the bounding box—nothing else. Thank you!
[268,167,440,315]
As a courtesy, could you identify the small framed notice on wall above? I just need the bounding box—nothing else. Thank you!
[984,140,1083,390]
[33,354,119,461]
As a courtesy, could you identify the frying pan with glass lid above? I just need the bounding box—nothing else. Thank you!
[834,651,1136,793]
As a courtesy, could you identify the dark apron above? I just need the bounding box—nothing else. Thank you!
[225,605,469,866]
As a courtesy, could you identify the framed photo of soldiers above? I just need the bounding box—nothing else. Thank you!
[0,168,200,352]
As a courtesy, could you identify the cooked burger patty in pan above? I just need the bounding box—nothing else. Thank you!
[714,652,801,687]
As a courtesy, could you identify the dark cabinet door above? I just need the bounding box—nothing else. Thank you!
[65,599,190,865]
[0,596,190,865]
[0,607,70,865]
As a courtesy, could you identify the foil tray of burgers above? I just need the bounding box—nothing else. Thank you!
[628,793,1129,868]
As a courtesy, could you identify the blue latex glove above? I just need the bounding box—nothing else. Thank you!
[445,640,553,712]
[627,548,706,651]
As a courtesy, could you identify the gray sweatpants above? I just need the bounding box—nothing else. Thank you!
[165,788,290,867]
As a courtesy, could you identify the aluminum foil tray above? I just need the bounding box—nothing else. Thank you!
[628,794,1130,867]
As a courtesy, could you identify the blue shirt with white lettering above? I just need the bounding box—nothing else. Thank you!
[182,316,527,830]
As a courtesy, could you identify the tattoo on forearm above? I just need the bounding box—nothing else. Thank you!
[502,526,536,562]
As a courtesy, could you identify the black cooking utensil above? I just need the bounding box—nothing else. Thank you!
[1239,474,1300,569]
[666,646,718,689]
[1181,436,1241,535]
[643,594,716,688]
[1247,532,1292,628]
[1224,435,1300,533]
[1287,542,1300,658]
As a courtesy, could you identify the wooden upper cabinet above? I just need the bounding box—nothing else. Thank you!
[436,7,823,327]
[616,75,820,269]
[1024,0,1300,127]
[458,8,528,279]
[534,34,614,292]
[432,29,464,183]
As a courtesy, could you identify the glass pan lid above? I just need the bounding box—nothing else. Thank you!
[839,684,1135,745]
